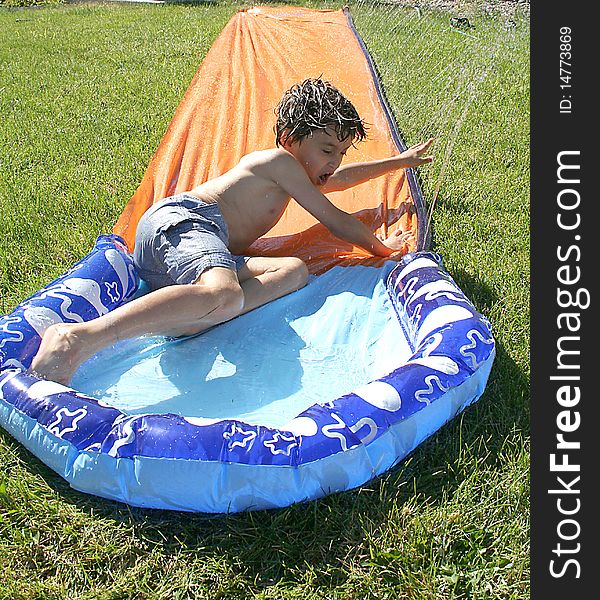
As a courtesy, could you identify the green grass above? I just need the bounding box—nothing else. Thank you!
[0,1,529,598]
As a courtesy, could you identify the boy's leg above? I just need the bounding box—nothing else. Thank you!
[237,256,309,313]
[29,258,308,385]
[29,266,245,385]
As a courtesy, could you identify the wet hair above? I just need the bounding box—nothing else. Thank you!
[274,78,367,147]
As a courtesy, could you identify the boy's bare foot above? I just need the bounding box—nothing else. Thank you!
[29,323,92,386]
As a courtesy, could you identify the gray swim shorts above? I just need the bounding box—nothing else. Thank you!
[133,193,248,290]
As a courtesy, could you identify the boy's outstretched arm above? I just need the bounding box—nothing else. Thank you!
[274,153,412,257]
[321,138,434,193]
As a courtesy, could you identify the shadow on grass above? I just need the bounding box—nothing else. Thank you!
[0,268,528,589]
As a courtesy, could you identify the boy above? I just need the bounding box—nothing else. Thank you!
[30,78,433,385]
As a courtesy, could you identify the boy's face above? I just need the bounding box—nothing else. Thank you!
[285,128,353,187]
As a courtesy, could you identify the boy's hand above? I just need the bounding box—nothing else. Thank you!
[397,138,434,168]
[381,229,415,255]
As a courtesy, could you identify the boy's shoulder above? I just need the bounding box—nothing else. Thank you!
[241,147,291,166]
[240,147,301,176]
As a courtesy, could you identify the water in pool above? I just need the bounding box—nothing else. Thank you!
[72,264,411,429]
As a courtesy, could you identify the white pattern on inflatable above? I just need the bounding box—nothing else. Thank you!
[104,281,120,304]
[223,423,257,450]
[282,416,319,436]
[104,249,130,297]
[28,380,71,400]
[349,417,378,445]
[322,413,352,451]
[107,416,137,457]
[47,407,87,438]
[411,279,465,304]
[184,416,225,427]
[23,306,64,337]
[354,380,402,411]
[0,370,20,398]
[415,375,450,405]
[0,316,24,350]
[38,278,109,321]
[460,329,495,370]
[416,305,473,346]
[264,431,298,455]
[406,355,459,374]
[397,257,438,280]
[0,359,26,371]
[322,413,379,451]
[400,276,419,304]
[406,331,459,374]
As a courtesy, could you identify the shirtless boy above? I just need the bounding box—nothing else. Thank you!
[30,78,433,385]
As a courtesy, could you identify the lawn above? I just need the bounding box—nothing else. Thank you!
[0,1,529,598]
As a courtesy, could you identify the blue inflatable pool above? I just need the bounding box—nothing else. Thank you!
[0,235,495,513]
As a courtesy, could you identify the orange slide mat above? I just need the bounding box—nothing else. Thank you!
[114,5,429,274]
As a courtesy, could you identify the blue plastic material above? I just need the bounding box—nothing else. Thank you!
[0,236,495,513]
